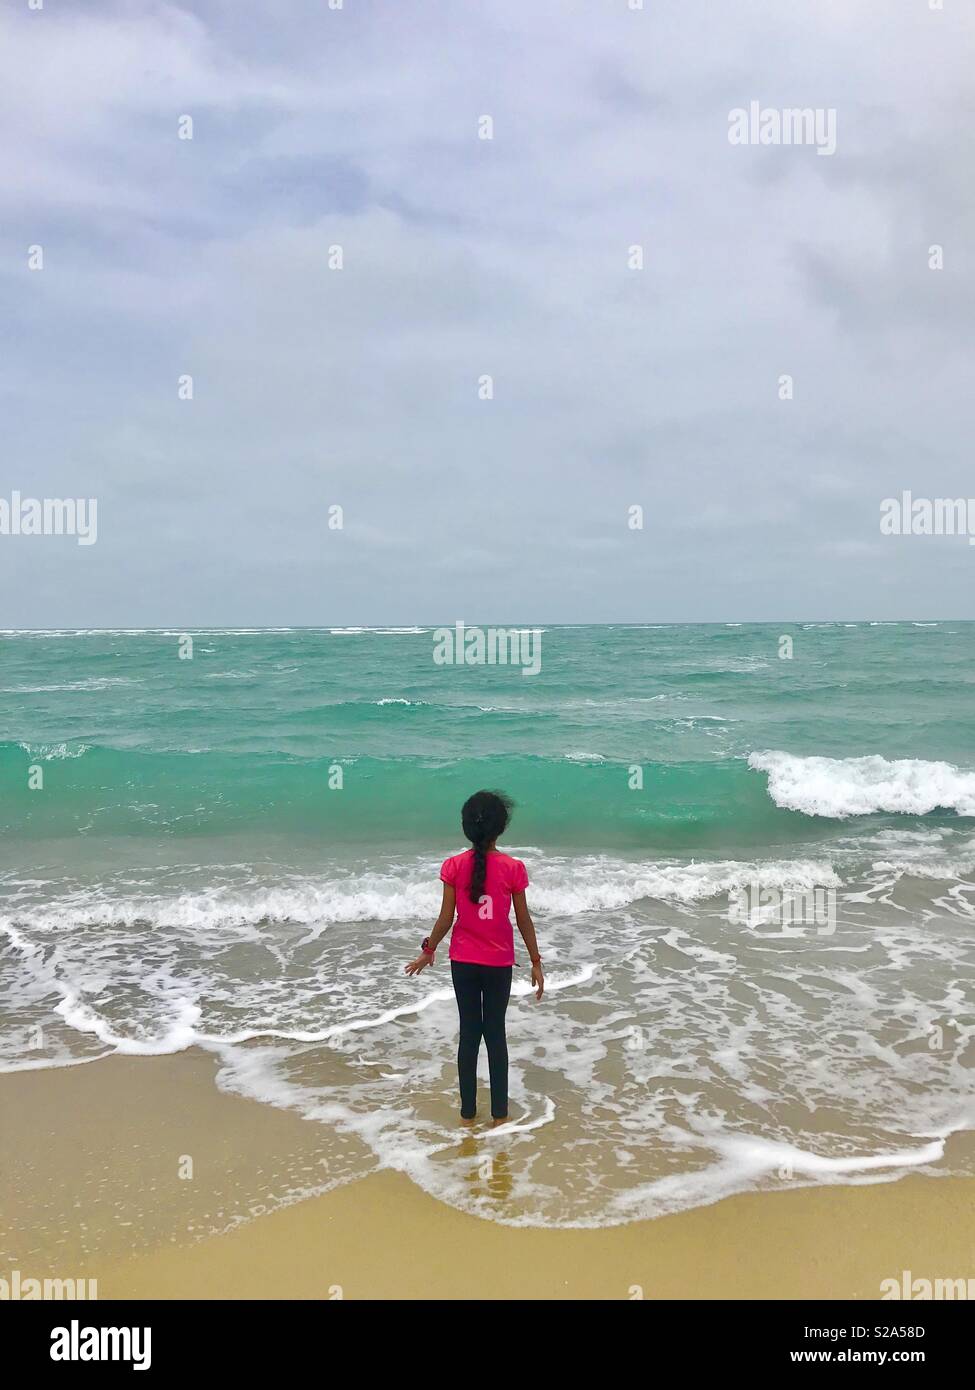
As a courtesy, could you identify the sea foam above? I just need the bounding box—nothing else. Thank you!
[749,752,975,818]
[0,856,841,933]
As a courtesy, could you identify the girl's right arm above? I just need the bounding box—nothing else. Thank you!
[512,891,544,1000]
[404,884,456,975]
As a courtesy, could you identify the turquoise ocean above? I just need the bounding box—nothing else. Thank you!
[2,623,974,1230]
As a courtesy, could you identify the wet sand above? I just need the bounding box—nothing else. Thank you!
[2,1051,972,1300]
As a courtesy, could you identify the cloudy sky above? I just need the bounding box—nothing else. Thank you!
[3,0,974,626]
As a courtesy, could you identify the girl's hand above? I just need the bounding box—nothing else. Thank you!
[531,962,544,1000]
[405,953,433,976]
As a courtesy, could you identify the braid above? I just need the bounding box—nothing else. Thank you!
[469,838,488,905]
[460,790,514,906]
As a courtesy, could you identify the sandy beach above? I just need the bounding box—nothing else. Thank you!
[2,1050,972,1301]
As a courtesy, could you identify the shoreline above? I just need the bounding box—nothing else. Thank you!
[2,1051,973,1300]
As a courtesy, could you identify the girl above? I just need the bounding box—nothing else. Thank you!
[405,790,544,1126]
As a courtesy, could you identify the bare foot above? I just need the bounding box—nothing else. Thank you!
[491,1116,509,1128]
[460,1116,476,1127]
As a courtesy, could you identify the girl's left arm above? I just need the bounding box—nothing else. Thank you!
[513,891,544,1000]
[404,884,456,975]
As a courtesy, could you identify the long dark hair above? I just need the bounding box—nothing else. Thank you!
[461,790,513,905]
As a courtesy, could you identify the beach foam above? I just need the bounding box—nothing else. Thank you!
[2,854,972,1227]
[0,855,842,934]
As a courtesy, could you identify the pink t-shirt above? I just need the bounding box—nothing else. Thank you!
[440,849,529,966]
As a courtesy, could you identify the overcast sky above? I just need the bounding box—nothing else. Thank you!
[3,0,974,626]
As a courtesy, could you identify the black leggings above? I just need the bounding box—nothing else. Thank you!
[450,961,512,1119]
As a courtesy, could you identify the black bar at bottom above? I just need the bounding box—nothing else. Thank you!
[3,1297,965,1373]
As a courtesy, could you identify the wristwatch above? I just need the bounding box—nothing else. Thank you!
[421,937,435,958]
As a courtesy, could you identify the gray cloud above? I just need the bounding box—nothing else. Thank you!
[2,0,974,625]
